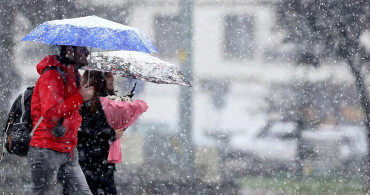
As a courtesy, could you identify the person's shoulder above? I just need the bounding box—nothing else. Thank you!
[36,55,60,74]
[39,55,58,64]
[38,66,65,85]
[45,55,58,59]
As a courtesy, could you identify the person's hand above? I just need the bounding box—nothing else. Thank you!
[115,127,126,140]
[80,83,94,101]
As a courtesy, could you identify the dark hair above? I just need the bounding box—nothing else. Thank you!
[81,70,115,113]
[59,45,76,57]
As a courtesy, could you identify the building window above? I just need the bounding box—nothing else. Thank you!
[224,15,255,59]
[154,15,181,58]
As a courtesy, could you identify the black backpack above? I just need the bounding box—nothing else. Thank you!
[1,67,66,158]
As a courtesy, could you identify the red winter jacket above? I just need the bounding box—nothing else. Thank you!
[30,55,84,153]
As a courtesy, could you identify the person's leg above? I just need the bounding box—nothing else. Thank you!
[94,172,106,195]
[61,189,69,195]
[57,148,91,195]
[85,169,113,195]
[103,168,117,195]
[82,168,98,194]
[28,147,64,195]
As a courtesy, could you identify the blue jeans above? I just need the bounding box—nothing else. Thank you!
[28,146,92,195]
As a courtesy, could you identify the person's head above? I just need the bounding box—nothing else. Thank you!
[60,45,90,66]
[81,70,115,113]
[81,70,115,96]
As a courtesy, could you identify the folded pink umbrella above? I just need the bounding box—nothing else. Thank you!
[100,97,148,163]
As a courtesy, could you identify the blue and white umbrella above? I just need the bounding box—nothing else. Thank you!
[21,15,158,53]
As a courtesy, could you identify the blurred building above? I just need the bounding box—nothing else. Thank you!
[123,0,358,132]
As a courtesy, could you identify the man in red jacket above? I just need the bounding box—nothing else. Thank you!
[28,45,94,194]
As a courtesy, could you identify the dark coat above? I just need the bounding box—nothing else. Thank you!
[77,101,116,171]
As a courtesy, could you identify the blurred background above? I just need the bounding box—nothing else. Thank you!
[1,0,370,194]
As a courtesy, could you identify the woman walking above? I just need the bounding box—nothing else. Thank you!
[64,70,124,195]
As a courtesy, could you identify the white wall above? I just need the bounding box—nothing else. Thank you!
[128,1,287,133]
[126,0,358,135]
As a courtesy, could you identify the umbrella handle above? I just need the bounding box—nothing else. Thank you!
[89,47,92,64]
[87,70,90,87]
[87,47,92,87]
[128,81,137,98]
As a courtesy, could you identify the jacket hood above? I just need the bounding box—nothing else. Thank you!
[36,55,73,75]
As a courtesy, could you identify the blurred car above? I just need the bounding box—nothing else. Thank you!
[118,120,367,183]
[228,121,367,175]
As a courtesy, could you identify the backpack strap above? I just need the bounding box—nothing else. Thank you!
[42,67,67,84]
[74,66,80,88]
[20,90,26,123]
[1,122,11,160]
[30,116,43,137]
[30,67,66,136]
